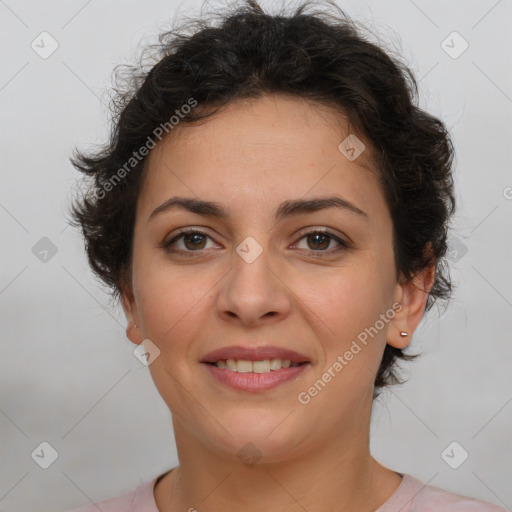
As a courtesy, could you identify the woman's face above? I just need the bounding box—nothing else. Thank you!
[122,93,424,461]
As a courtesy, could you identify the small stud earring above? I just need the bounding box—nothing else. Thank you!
[400,331,408,337]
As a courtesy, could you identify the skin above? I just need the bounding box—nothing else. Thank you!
[121,93,435,512]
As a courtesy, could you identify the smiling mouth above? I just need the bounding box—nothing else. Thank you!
[204,358,307,373]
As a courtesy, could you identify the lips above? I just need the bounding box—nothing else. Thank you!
[200,345,312,392]
[200,345,310,364]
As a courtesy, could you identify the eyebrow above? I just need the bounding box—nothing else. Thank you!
[148,195,368,224]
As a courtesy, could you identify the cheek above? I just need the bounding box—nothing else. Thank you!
[135,267,217,411]
[134,262,216,349]
[306,258,388,327]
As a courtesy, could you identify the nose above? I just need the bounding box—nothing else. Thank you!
[216,243,292,327]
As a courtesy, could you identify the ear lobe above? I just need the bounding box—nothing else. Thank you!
[387,262,436,349]
[120,282,144,346]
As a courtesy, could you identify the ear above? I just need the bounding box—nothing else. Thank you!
[120,279,144,346]
[387,259,436,350]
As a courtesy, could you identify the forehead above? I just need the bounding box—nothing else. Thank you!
[138,93,387,222]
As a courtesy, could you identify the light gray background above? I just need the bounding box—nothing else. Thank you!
[1,0,511,511]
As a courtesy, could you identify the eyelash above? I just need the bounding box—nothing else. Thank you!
[161,228,351,258]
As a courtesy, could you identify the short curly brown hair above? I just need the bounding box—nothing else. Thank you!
[68,0,456,395]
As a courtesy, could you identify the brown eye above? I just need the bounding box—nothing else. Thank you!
[306,232,331,250]
[182,232,207,250]
[162,229,217,255]
[294,230,348,253]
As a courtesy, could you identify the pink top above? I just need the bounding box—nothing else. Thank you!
[69,471,506,511]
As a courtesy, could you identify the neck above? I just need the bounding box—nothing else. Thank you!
[154,409,402,512]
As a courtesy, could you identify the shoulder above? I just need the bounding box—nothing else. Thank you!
[412,478,507,512]
[67,475,159,512]
[380,474,507,512]
[67,490,134,512]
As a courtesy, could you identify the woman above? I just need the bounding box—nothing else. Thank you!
[67,1,505,510]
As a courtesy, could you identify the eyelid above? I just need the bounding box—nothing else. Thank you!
[292,225,350,244]
[290,228,350,252]
[161,227,220,250]
[161,226,351,255]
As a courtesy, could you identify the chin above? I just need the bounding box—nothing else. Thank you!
[204,414,309,462]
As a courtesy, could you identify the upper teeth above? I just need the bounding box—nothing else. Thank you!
[215,358,300,373]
